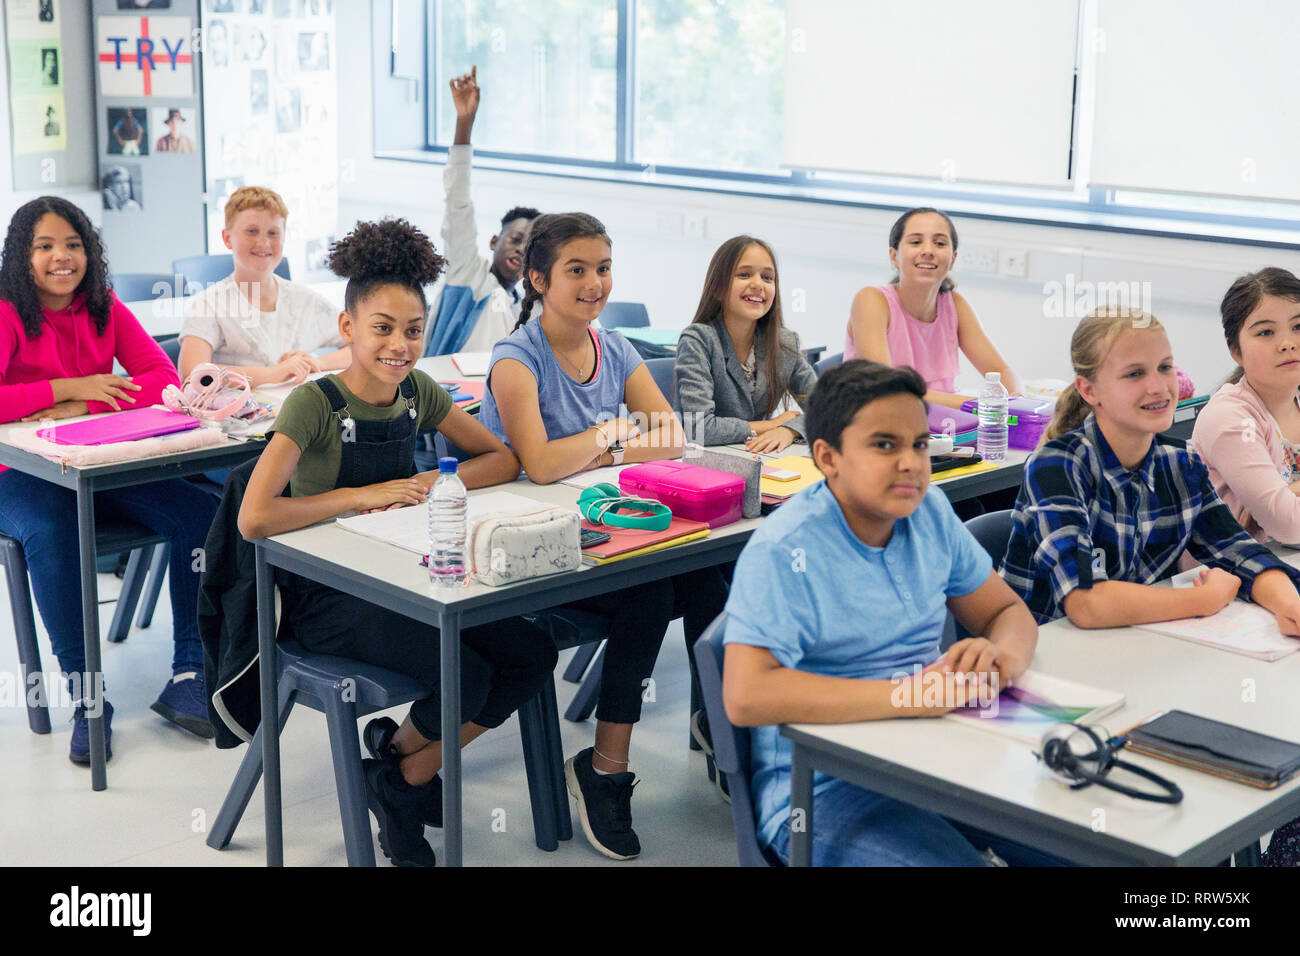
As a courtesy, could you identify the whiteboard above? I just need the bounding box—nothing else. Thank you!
[782,0,1080,188]
[1091,0,1300,201]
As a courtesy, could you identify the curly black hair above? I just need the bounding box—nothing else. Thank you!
[514,212,611,330]
[328,217,447,314]
[499,206,541,230]
[0,196,113,338]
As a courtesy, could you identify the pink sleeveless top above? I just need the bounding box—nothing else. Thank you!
[844,285,960,392]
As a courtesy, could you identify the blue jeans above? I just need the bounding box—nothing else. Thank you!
[768,779,1070,866]
[0,469,216,694]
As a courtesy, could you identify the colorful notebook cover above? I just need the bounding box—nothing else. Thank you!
[36,408,200,446]
[759,455,823,499]
[942,669,1125,746]
[437,380,486,408]
[580,514,710,558]
[583,529,711,565]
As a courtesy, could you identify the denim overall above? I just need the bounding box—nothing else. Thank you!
[315,376,419,487]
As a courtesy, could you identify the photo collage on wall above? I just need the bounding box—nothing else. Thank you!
[201,0,337,276]
[4,0,68,156]
[96,2,199,213]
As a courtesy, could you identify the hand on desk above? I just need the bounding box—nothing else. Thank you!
[50,373,141,411]
[1190,567,1241,616]
[273,353,320,384]
[22,400,90,422]
[352,478,427,514]
[914,638,1007,714]
[746,425,798,455]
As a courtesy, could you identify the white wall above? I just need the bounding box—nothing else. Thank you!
[337,2,1300,395]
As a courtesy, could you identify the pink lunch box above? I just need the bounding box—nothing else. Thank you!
[959,397,1055,450]
[618,461,744,528]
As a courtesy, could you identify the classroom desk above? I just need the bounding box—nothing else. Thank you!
[783,590,1300,866]
[248,476,764,866]
[0,420,265,790]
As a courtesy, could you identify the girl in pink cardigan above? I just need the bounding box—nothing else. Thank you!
[1191,266,1300,866]
[0,196,217,765]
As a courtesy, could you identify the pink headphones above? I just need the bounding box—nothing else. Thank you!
[162,363,252,422]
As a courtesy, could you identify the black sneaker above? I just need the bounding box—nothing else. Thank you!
[690,709,730,804]
[363,757,436,867]
[564,747,640,860]
[362,717,442,827]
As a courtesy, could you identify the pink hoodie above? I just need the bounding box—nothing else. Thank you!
[0,292,179,428]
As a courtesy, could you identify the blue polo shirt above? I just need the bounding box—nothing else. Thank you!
[724,480,992,847]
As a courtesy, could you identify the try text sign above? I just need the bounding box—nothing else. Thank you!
[97,16,193,98]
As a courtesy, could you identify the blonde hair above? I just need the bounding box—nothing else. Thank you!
[1042,307,1166,443]
[223,185,288,228]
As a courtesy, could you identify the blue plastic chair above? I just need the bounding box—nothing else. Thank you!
[172,253,290,293]
[644,357,675,398]
[110,273,178,302]
[206,640,572,864]
[943,509,1015,647]
[814,351,843,376]
[692,612,782,866]
[600,302,650,329]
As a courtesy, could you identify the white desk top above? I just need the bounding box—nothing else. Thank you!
[784,560,1300,862]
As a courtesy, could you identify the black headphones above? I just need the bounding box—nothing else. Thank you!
[1036,724,1183,804]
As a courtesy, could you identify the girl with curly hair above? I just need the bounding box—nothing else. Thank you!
[0,196,219,763]
[238,217,554,867]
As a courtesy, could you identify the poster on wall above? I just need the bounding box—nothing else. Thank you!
[96,14,195,97]
[4,0,68,155]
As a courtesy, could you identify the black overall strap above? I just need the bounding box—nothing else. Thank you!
[314,376,348,413]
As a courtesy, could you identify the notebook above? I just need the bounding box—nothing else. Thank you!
[37,408,200,446]
[758,455,823,499]
[451,352,491,376]
[1126,710,1300,789]
[580,514,710,559]
[335,491,546,554]
[437,380,485,408]
[1136,600,1300,661]
[942,669,1126,746]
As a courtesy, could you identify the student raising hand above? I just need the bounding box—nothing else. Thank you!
[451,65,479,144]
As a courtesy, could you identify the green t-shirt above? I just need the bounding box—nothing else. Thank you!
[272,370,453,497]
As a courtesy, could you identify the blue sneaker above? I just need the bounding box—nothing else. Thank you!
[70,699,113,766]
[151,672,215,739]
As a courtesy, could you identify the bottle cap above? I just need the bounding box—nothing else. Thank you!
[438,456,459,474]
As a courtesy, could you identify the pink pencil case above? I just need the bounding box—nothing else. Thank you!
[619,460,744,528]
[37,408,201,446]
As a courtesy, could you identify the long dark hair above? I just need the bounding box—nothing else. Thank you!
[888,206,959,294]
[514,212,611,330]
[1220,267,1300,385]
[327,217,446,314]
[690,235,800,418]
[0,196,113,337]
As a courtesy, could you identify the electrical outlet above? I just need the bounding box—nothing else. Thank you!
[959,244,999,275]
[684,214,707,240]
[999,249,1028,277]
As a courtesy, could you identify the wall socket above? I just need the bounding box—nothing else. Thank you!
[999,249,1028,277]
[959,244,999,275]
[684,214,707,240]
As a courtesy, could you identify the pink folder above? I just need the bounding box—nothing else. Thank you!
[37,408,201,446]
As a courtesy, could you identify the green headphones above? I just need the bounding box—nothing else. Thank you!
[577,483,672,530]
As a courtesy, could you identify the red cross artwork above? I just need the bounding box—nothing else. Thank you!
[97,16,194,98]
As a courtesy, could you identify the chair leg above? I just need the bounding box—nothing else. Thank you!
[540,677,573,840]
[3,546,51,735]
[1234,839,1263,867]
[517,691,559,852]
[687,649,704,751]
[107,549,149,643]
[206,683,294,851]
[562,640,600,683]
[321,688,377,867]
[134,542,169,629]
[563,645,604,723]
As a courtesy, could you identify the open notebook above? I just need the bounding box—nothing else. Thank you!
[335,491,547,555]
[942,669,1126,746]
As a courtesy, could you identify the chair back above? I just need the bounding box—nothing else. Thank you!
[692,612,782,866]
[643,357,675,399]
[111,273,177,302]
[947,509,1017,645]
[156,334,182,368]
[172,253,290,293]
[600,302,650,329]
[814,351,843,376]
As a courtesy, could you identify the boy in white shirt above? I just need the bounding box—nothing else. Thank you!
[179,186,350,387]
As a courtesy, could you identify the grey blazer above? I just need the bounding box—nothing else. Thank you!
[673,321,818,445]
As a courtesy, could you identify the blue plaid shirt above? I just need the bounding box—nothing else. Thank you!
[1000,415,1299,624]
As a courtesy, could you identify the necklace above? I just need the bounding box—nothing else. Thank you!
[553,331,593,381]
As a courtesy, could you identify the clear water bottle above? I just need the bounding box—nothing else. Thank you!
[977,371,1009,462]
[428,456,468,586]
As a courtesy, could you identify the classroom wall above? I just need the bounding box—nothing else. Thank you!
[338,2,1300,394]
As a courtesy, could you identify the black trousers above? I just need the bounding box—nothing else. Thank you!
[280,576,558,741]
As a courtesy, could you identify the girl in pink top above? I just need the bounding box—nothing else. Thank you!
[846,207,1023,410]
[0,197,217,765]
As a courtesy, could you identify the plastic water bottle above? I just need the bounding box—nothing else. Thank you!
[977,372,1009,462]
[428,457,468,586]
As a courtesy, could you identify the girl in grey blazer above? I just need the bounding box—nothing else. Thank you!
[674,236,818,453]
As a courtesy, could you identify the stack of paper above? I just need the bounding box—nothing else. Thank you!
[451,352,491,377]
[1137,601,1300,661]
[335,491,547,554]
[581,515,710,565]
[759,454,823,502]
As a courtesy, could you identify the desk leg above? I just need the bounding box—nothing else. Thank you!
[256,545,283,867]
[76,478,107,791]
[441,609,462,867]
[790,743,813,867]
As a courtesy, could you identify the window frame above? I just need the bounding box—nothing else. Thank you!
[393,0,1300,252]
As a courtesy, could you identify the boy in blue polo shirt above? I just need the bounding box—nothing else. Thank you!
[723,360,1047,866]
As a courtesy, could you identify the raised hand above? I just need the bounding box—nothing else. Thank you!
[450,65,480,119]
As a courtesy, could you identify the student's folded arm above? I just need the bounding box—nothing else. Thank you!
[1063,580,1218,628]
[0,319,55,422]
[848,287,892,367]
[953,293,1024,395]
[621,362,684,460]
[1184,466,1300,600]
[237,433,361,539]
[314,346,351,371]
[781,340,818,439]
[98,299,180,412]
[1197,408,1300,545]
[722,643,907,726]
[177,334,214,381]
[946,571,1036,680]
[427,403,520,489]
[490,358,605,484]
[673,330,751,444]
